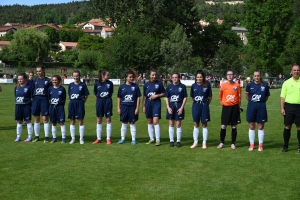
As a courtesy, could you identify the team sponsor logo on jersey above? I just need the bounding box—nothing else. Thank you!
[131,87,135,91]
[155,84,159,89]
[71,94,79,99]
[148,92,156,98]
[226,95,235,102]
[16,97,24,103]
[36,88,44,95]
[260,86,265,91]
[170,95,179,102]
[51,98,59,104]
[24,88,28,93]
[233,86,237,91]
[194,96,203,101]
[124,94,133,102]
[178,87,182,92]
[251,94,261,102]
[100,92,109,98]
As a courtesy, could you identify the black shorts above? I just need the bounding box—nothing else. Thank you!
[221,104,241,126]
[284,103,300,126]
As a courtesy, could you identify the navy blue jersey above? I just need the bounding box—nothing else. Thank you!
[143,80,165,101]
[117,83,141,106]
[68,82,90,100]
[33,77,52,97]
[48,86,66,105]
[164,83,188,102]
[245,82,270,102]
[14,85,33,105]
[94,80,114,98]
[190,82,212,102]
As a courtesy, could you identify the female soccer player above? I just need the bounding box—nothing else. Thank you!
[142,69,165,146]
[48,75,67,143]
[32,66,52,143]
[190,70,212,149]
[68,69,90,144]
[117,69,141,145]
[165,72,187,147]
[245,70,270,151]
[14,73,33,142]
[93,70,114,145]
[28,71,34,89]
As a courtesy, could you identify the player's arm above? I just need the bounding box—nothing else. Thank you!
[178,97,187,115]
[117,98,121,115]
[218,86,223,106]
[280,97,286,115]
[142,94,146,113]
[135,96,140,115]
[165,96,172,114]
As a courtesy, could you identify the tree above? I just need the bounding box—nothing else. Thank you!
[9,28,50,62]
[78,50,102,70]
[77,34,105,50]
[245,0,293,73]
[160,24,192,73]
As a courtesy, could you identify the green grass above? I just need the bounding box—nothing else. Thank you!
[0,84,299,200]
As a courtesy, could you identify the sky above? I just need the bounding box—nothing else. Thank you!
[0,0,82,6]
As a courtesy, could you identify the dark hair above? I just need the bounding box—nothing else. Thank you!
[52,74,62,85]
[98,70,109,85]
[36,65,45,77]
[172,72,181,84]
[194,70,207,87]
[125,68,137,79]
[17,73,28,88]
[253,70,263,84]
[29,71,34,75]
[72,69,81,77]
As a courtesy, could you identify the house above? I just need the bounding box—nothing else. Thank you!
[28,24,59,31]
[101,27,114,38]
[80,18,115,38]
[0,41,10,51]
[59,42,77,52]
[231,27,248,45]
[82,29,101,36]
[0,26,17,37]
[3,22,31,29]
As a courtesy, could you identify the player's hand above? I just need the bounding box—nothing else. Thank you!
[135,109,139,115]
[142,106,146,113]
[177,107,183,115]
[167,107,172,114]
[118,108,121,115]
[281,108,285,116]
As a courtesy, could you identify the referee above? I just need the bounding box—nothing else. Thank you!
[280,64,300,152]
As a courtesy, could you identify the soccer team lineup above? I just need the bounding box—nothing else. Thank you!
[13,65,300,152]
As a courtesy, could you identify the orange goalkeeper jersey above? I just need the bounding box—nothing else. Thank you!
[219,81,241,106]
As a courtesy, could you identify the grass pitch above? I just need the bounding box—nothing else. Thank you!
[0,84,299,200]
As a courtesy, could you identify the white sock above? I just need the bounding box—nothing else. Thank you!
[16,123,22,138]
[249,129,255,144]
[96,123,102,140]
[52,125,57,139]
[148,124,154,140]
[107,123,112,139]
[258,129,264,144]
[70,125,75,139]
[177,127,182,142]
[154,124,160,141]
[121,123,127,140]
[61,125,66,139]
[130,124,136,141]
[79,125,84,140]
[27,123,32,138]
[203,127,208,144]
[44,122,50,137]
[34,122,40,137]
[193,127,199,143]
[169,126,174,142]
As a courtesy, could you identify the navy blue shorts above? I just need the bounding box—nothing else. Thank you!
[49,104,65,123]
[246,102,267,123]
[32,96,49,116]
[15,104,32,121]
[166,102,185,120]
[145,100,161,119]
[96,98,113,118]
[192,101,210,123]
[68,100,85,120]
[120,105,138,122]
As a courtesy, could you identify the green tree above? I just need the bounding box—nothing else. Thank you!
[78,50,102,70]
[160,24,192,73]
[245,0,293,73]
[0,30,14,41]
[9,28,50,62]
[77,34,105,50]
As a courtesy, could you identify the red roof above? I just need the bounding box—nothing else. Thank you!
[0,41,11,45]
